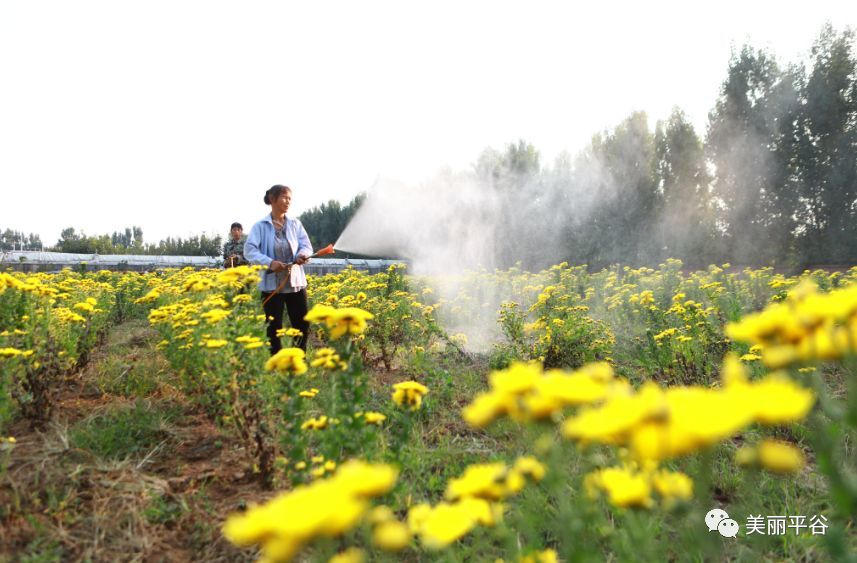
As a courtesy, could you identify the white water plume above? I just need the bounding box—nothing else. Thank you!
[335,171,502,274]
[334,165,576,352]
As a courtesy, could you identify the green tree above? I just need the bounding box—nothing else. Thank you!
[474,139,541,191]
[473,139,543,268]
[799,24,857,263]
[570,112,658,267]
[299,193,367,257]
[706,45,789,264]
[654,108,718,264]
[56,227,95,254]
[0,228,43,251]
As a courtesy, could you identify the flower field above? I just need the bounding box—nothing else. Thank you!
[2,261,857,561]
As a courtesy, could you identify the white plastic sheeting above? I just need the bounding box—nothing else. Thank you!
[0,251,219,269]
[0,251,406,274]
[304,258,405,276]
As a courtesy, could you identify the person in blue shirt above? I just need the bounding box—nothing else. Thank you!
[244,185,313,353]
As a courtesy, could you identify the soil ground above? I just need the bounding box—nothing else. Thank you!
[0,320,271,562]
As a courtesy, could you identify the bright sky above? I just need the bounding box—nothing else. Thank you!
[1,1,855,247]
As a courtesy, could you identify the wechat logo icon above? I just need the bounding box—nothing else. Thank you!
[706,508,740,538]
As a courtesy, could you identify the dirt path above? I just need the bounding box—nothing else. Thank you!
[0,320,271,562]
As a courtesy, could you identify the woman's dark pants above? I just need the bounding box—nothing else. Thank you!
[261,288,309,354]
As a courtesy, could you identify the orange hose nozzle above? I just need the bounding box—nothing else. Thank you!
[312,244,335,258]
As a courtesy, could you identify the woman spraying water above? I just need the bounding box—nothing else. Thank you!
[244,185,334,354]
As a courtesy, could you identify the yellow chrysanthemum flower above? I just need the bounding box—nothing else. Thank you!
[301,416,329,430]
[311,348,345,370]
[650,469,694,504]
[201,308,231,324]
[415,502,480,549]
[222,461,396,560]
[0,348,24,358]
[304,304,337,324]
[327,307,375,339]
[328,547,365,563]
[520,549,559,563]
[265,348,309,375]
[364,505,394,526]
[585,466,653,508]
[757,439,805,474]
[372,520,411,552]
[362,412,387,425]
[392,381,429,410]
[445,463,509,501]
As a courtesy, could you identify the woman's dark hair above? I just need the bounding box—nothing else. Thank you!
[264,184,292,205]
[230,222,242,230]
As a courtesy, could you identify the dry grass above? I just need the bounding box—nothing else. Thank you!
[0,320,270,562]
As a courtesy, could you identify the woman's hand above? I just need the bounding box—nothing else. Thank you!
[295,255,310,265]
[269,260,287,272]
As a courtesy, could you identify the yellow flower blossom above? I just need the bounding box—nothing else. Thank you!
[222,461,396,561]
[726,282,857,367]
[362,412,386,425]
[73,301,95,313]
[304,304,337,324]
[512,456,547,482]
[265,348,309,375]
[757,439,805,474]
[327,307,375,339]
[311,348,345,370]
[134,288,161,304]
[368,505,395,525]
[748,374,815,425]
[721,353,748,387]
[414,501,482,549]
[372,520,411,552]
[445,463,509,501]
[301,416,328,430]
[201,308,231,324]
[392,381,429,410]
[520,549,559,563]
[465,362,616,427]
[584,466,653,508]
[328,548,365,563]
[0,348,24,358]
[650,469,694,505]
[653,328,677,341]
[562,382,666,446]
[462,392,509,428]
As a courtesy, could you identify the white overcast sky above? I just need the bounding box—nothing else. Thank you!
[1,1,855,246]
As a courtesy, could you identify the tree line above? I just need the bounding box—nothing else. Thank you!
[52,227,224,257]
[298,194,369,259]
[40,196,368,257]
[6,25,854,268]
[3,195,366,257]
[281,25,857,270]
[508,24,857,269]
[0,229,43,251]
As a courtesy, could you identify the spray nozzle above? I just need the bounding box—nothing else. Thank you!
[311,244,335,258]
